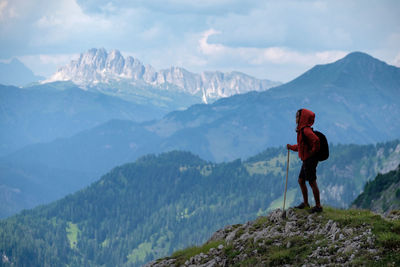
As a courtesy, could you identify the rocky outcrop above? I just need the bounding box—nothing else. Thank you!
[146,208,399,266]
[45,48,280,103]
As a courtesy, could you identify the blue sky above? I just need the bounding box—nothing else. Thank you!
[0,0,399,82]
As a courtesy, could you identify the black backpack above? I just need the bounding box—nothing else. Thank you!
[302,127,329,161]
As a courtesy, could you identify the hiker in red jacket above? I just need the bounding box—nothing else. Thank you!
[287,108,323,213]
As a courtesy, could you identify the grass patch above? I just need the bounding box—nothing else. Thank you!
[171,240,224,265]
[377,232,400,249]
[233,257,258,267]
[127,242,152,263]
[323,207,400,265]
[268,247,291,265]
[253,216,269,230]
[224,244,240,261]
[324,207,386,229]
[66,222,80,249]
[263,236,312,265]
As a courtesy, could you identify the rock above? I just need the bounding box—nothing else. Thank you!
[225,229,238,243]
[200,259,217,267]
[323,220,333,233]
[269,209,284,223]
[145,208,387,267]
[285,221,297,233]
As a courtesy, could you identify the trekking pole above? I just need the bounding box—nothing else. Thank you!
[282,148,290,218]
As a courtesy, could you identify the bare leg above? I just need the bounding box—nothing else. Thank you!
[298,178,309,205]
[309,180,321,208]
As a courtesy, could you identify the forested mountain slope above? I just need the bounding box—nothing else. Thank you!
[352,165,400,214]
[1,140,399,266]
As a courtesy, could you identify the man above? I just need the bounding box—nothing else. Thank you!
[287,108,323,213]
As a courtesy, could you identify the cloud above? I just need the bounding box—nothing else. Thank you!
[394,53,400,67]
[197,29,347,67]
[0,0,18,21]
[199,29,225,55]
[18,53,80,77]
[76,0,261,15]
[1,0,399,82]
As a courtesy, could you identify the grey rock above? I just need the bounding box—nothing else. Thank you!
[225,229,238,244]
[285,221,297,233]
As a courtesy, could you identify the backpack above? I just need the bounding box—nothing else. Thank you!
[302,127,329,161]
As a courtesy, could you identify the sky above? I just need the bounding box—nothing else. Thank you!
[0,0,399,82]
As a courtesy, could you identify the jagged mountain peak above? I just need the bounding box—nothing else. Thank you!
[45,48,280,103]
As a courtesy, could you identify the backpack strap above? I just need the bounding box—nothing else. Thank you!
[301,127,313,146]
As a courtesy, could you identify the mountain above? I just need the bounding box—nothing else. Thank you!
[18,51,400,164]
[1,142,400,265]
[147,51,400,161]
[148,208,400,266]
[352,165,400,214]
[2,51,400,218]
[0,83,165,156]
[0,58,44,86]
[45,48,280,103]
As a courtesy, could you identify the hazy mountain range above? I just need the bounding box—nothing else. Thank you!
[0,83,167,156]
[11,52,399,166]
[45,48,281,103]
[0,58,44,86]
[1,51,400,218]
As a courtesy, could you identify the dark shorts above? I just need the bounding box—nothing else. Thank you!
[299,156,318,182]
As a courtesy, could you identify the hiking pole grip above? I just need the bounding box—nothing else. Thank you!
[283,149,290,211]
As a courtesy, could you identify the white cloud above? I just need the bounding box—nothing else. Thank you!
[198,28,347,68]
[199,29,225,55]
[394,53,400,67]
[0,0,17,20]
[1,0,399,82]
[18,53,80,77]
[33,0,113,45]
[0,1,8,19]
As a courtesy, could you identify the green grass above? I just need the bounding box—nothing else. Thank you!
[127,242,153,263]
[252,216,269,230]
[268,247,291,265]
[223,244,241,261]
[170,240,224,265]
[323,207,400,265]
[66,222,80,249]
[165,208,400,266]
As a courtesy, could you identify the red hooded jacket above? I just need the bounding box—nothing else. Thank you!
[288,109,320,161]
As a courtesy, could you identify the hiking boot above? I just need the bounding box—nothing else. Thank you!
[309,206,323,213]
[294,202,310,209]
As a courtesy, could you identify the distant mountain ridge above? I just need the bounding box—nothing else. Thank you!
[0,83,165,156]
[2,51,400,218]
[45,48,280,103]
[0,58,44,86]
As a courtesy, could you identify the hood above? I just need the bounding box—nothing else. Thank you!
[297,108,315,131]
